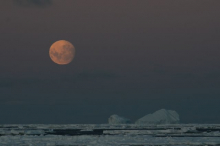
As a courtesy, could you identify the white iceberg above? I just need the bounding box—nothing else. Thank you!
[135,109,180,124]
[108,114,131,124]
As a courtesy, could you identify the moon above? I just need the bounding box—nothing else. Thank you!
[49,40,75,65]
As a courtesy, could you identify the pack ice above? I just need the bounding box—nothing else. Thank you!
[108,114,131,124]
[135,109,180,124]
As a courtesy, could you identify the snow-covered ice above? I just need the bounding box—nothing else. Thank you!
[1,134,220,146]
[135,109,180,124]
[0,124,219,145]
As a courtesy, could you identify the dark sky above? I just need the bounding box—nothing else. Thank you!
[1,0,220,124]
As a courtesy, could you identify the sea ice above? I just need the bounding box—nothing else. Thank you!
[135,109,180,124]
[0,124,220,145]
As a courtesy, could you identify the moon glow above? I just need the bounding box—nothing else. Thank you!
[49,40,75,65]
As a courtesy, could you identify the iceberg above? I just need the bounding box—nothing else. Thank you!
[135,109,180,124]
[108,114,131,124]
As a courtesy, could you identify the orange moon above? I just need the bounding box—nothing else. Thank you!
[49,40,75,65]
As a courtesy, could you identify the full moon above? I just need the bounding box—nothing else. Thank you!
[49,40,75,65]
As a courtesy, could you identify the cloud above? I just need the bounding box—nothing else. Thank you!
[13,0,52,7]
[0,79,13,88]
[77,70,118,80]
[0,78,44,88]
[0,70,118,88]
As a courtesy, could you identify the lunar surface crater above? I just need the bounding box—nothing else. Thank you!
[49,40,75,65]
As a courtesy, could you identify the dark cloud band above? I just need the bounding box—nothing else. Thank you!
[13,0,52,7]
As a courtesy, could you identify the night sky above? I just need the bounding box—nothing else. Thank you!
[1,0,220,124]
